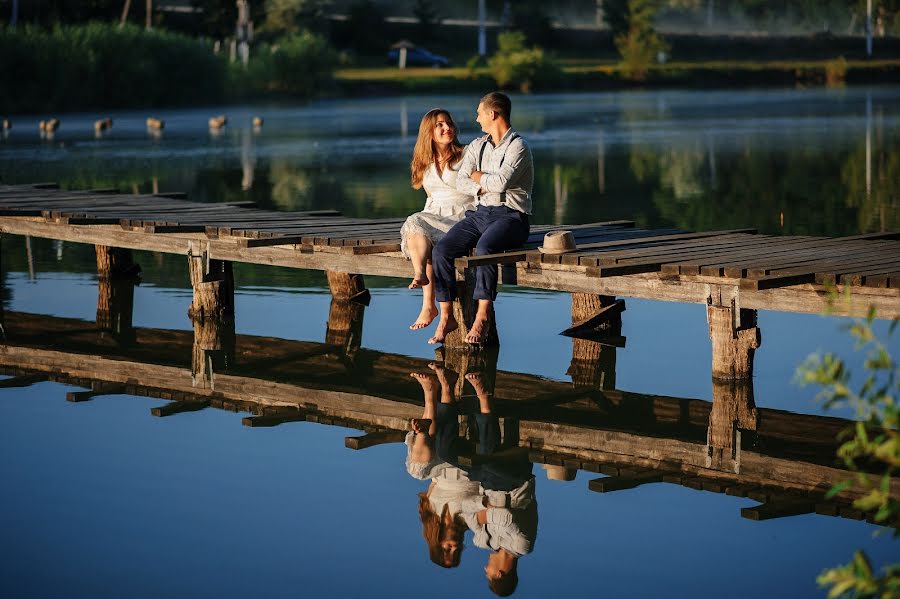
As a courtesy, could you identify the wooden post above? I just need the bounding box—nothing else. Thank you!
[442,267,499,349]
[325,271,369,303]
[707,379,757,472]
[187,243,234,321]
[707,305,760,381]
[568,294,621,390]
[95,245,139,344]
[95,245,140,279]
[192,317,235,389]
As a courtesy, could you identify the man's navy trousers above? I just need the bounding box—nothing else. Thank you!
[432,204,530,303]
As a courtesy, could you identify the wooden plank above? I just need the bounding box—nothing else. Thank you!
[144,225,209,234]
[242,411,307,427]
[341,243,402,255]
[673,237,837,276]
[0,374,48,388]
[744,243,898,278]
[590,234,767,266]
[588,470,664,492]
[552,229,757,266]
[344,430,406,450]
[561,299,626,336]
[150,400,210,417]
[741,499,815,521]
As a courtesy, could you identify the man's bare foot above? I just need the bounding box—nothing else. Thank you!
[465,372,487,394]
[409,305,439,330]
[428,315,458,345]
[410,418,432,434]
[428,362,458,391]
[465,316,489,345]
[408,275,429,289]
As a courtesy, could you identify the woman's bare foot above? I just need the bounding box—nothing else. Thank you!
[409,305,439,330]
[410,371,438,395]
[465,316,489,345]
[410,418,432,434]
[428,315,458,345]
[408,275,429,289]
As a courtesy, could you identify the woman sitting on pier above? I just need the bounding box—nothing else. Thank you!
[401,109,475,330]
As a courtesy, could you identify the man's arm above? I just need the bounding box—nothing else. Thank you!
[478,139,532,194]
[455,141,482,197]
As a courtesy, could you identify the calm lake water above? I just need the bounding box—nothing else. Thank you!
[0,87,898,598]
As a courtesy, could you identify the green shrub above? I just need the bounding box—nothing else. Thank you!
[487,31,560,93]
[797,304,899,598]
[825,56,848,88]
[267,31,337,97]
[0,23,226,113]
[612,0,668,81]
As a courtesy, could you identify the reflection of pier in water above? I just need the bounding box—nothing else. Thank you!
[1,309,896,527]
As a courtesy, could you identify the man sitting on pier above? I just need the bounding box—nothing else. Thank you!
[428,92,534,345]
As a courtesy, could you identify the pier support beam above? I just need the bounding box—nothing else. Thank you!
[568,294,622,390]
[187,243,234,321]
[95,245,139,344]
[443,267,499,349]
[707,305,760,381]
[95,245,140,279]
[325,271,369,303]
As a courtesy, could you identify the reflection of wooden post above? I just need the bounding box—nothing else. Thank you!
[326,298,365,355]
[439,346,498,399]
[443,267,499,349]
[707,379,757,472]
[187,242,234,321]
[707,306,760,381]
[568,294,620,390]
[192,317,235,388]
[325,271,368,355]
[96,277,136,344]
[96,245,139,344]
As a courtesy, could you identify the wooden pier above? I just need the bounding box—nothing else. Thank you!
[0,183,898,383]
[0,310,895,526]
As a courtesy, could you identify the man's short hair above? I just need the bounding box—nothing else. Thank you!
[480,91,512,122]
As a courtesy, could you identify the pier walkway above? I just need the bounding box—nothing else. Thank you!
[0,183,897,382]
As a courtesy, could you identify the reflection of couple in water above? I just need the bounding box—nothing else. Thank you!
[405,363,538,596]
[400,92,533,346]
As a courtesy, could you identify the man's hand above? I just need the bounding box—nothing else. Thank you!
[472,170,484,184]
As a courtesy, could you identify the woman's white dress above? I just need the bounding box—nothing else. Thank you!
[400,161,475,258]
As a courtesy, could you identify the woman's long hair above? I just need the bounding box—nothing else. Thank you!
[418,492,467,568]
[410,109,464,190]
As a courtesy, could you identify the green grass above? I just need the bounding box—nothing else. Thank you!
[335,58,900,92]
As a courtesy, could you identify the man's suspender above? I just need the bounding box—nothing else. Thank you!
[477,133,520,204]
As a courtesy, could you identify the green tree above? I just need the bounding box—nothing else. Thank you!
[487,30,560,93]
[261,0,330,37]
[613,0,668,80]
